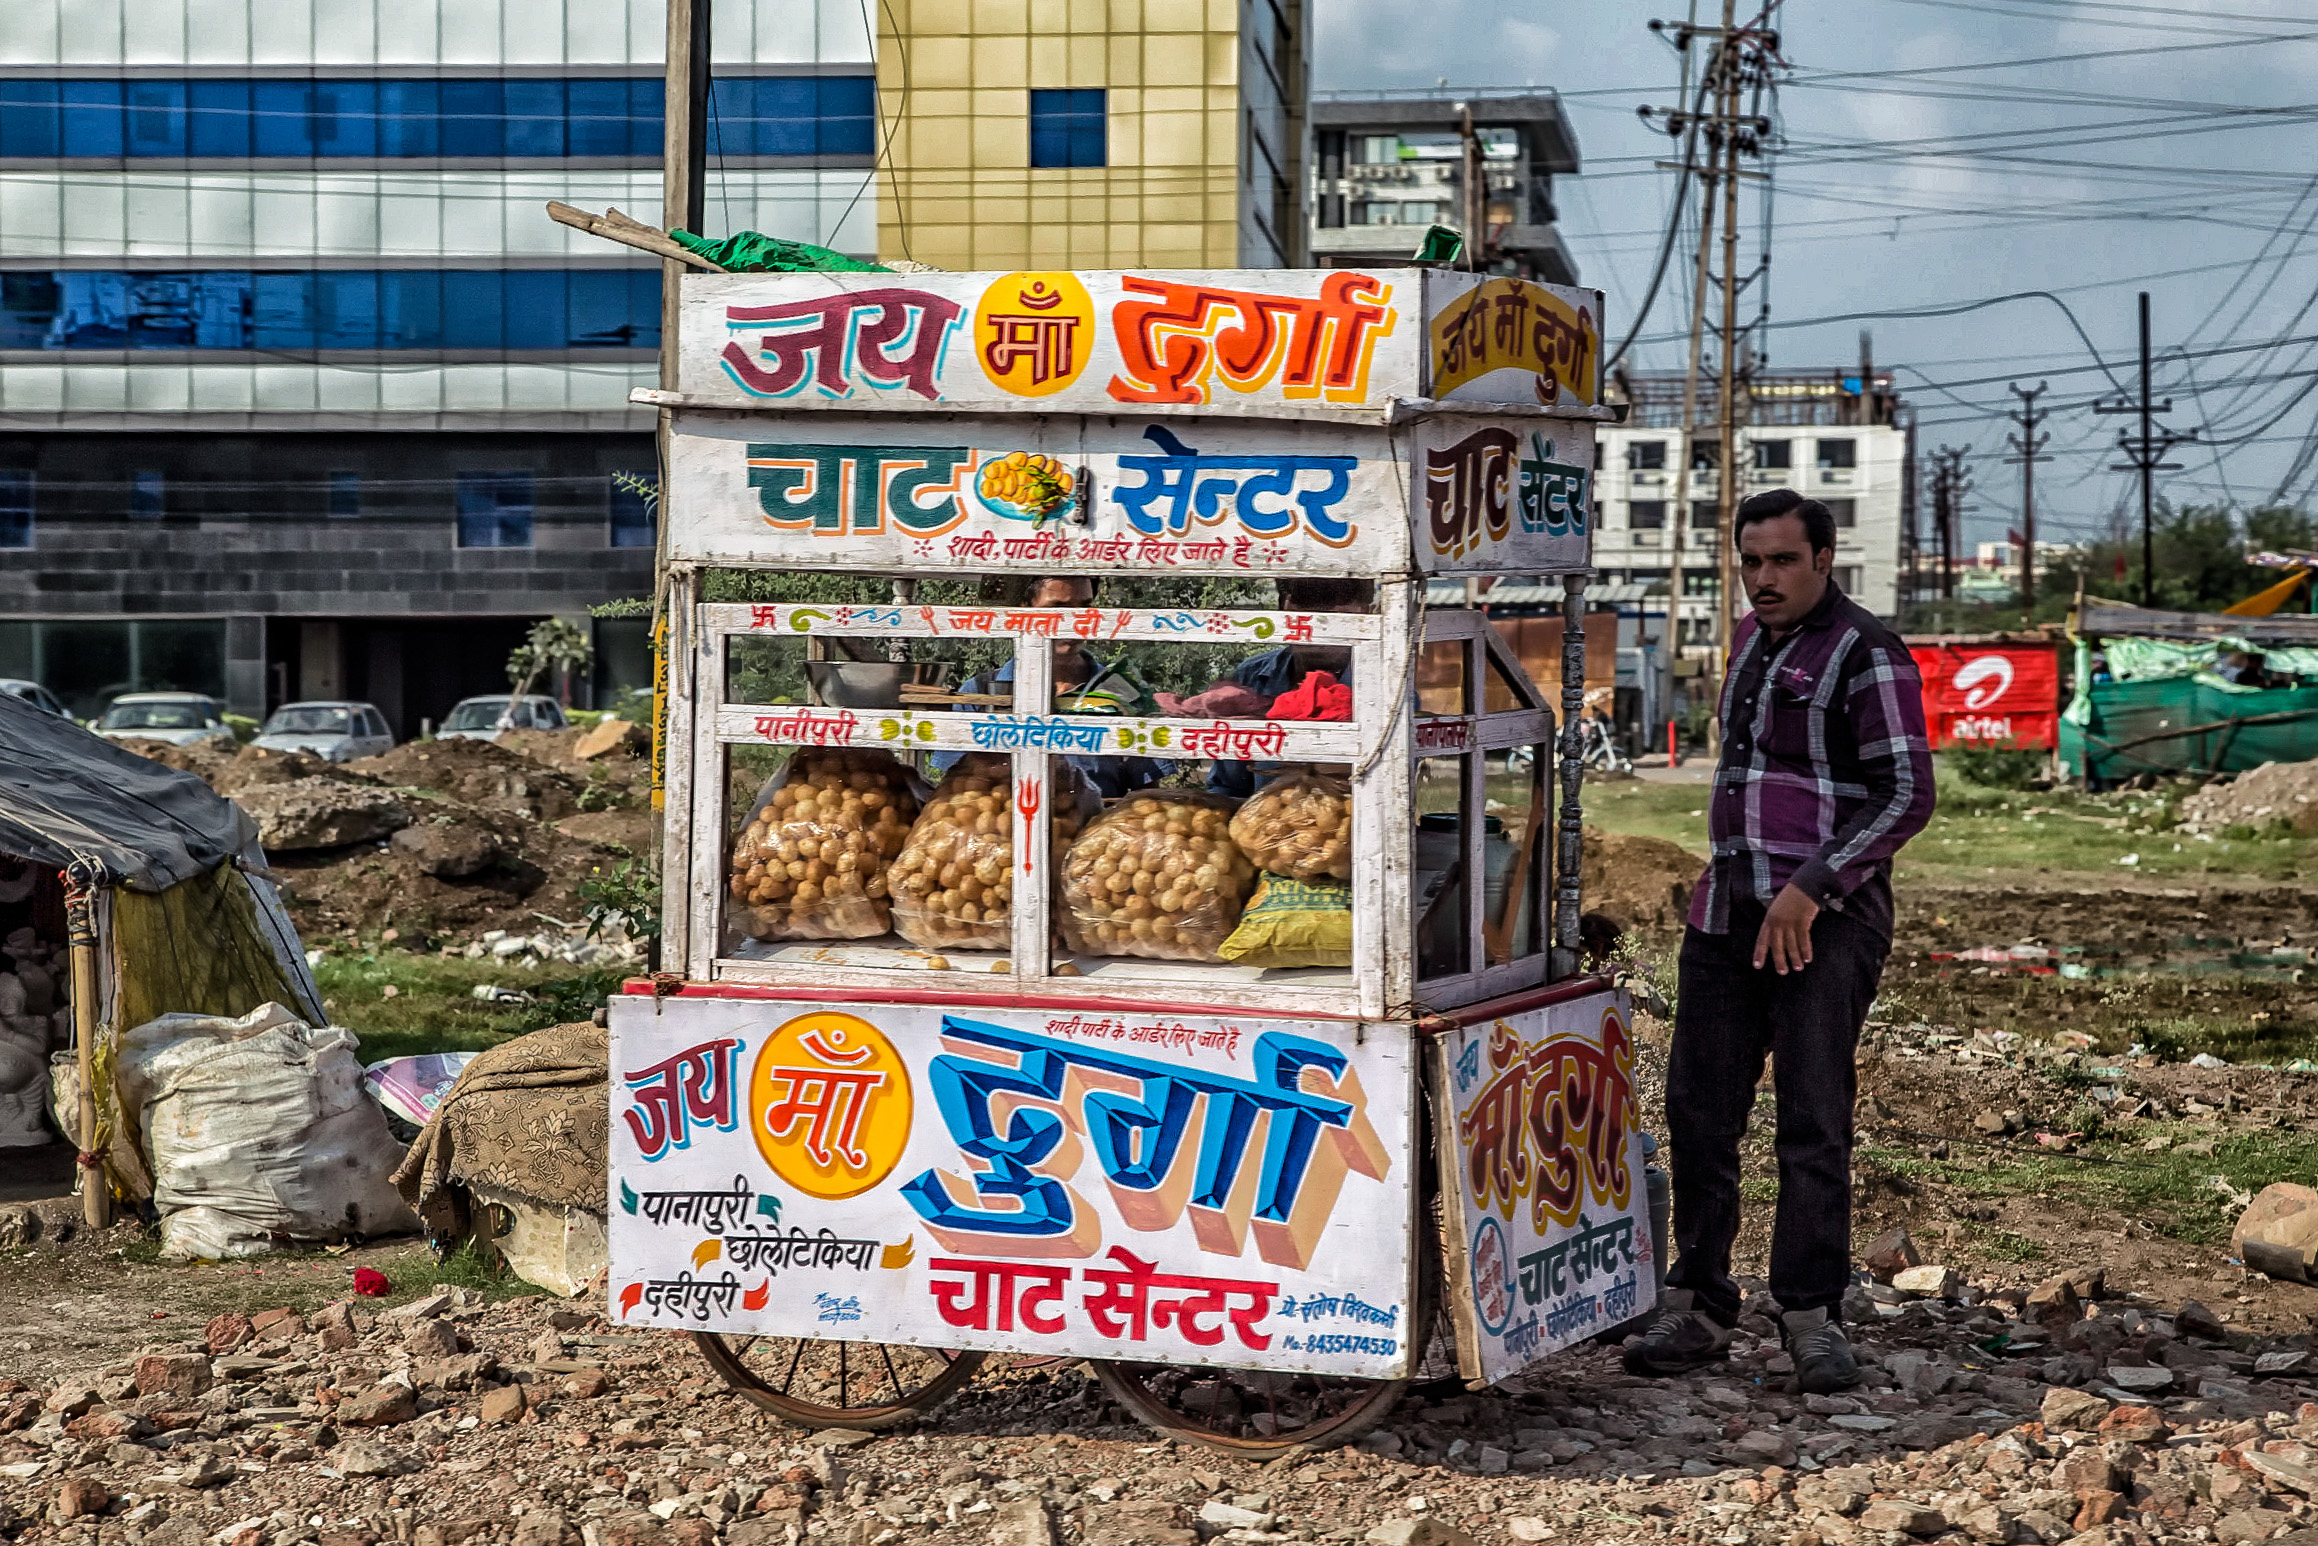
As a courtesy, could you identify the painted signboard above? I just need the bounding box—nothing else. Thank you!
[1425,275,1601,409]
[675,269,1606,415]
[1908,642,2061,750]
[1432,987,1654,1387]
[663,409,1593,577]
[607,995,1417,1378]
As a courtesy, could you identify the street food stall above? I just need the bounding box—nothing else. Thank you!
[606,263,1654,1455]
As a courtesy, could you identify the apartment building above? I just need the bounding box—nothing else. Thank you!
[1307,90,1579,282]
[1593,369,1913,654]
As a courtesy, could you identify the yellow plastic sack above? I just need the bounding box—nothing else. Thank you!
[1215,876,1353,969]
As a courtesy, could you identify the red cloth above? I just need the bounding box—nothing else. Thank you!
[352,1267,392,1297]
[1267,671,1351,721]
[1155,681,1274,718]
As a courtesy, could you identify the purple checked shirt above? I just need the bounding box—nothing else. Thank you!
[1687,582,1936,939]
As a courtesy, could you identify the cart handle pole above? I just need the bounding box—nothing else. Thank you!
[1551,575,1588,979]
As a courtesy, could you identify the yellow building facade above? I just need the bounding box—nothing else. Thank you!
[874,0,1308,270]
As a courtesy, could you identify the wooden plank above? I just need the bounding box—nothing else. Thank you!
[1368,576,1420,1018]
[700,601,1379,643]
[1428,1037,1488,1385]
[658,570,698,977]
[709,705,1365,761]
[1011,637,1056,983]
[703,956,1373,1020]
[2078,601,2318,645]
[686,619,726,978]
[547,202,723,272]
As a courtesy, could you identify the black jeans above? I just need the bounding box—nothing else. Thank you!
[1665,898,1890,1323]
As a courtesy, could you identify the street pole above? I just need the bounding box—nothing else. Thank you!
[2096,291,2196,610]
[2004,381,2051,624]
[1458,102,1483,271]
[1709,0,1742,757]
[649,0,710,878]
[2137,292,2152,607]
[1664,156,1717,766]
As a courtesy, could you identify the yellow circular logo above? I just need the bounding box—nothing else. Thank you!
[749,1011,913,1200]
[974,272,1095,397]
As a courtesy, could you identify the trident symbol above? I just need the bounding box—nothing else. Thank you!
[1016,779,1041,872]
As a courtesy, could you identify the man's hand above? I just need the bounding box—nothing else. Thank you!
[1753,883,1821,974]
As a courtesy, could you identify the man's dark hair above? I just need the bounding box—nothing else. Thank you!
[1734,488,1836,555]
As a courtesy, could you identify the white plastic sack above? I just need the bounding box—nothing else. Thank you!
[117,1002,420,1260]
[0,1023,47,1146]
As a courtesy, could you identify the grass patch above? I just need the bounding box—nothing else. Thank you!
[314,952,623,1063]
[1962,1227,2048,1264]
[1582,762,2314,885]
[1862,1127,2318,1247]
[105,1235,553,1309]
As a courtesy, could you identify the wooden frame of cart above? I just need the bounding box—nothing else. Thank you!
[607,262,1658,1453]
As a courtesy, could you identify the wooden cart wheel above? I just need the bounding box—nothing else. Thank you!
[1088,1247,1447,1458]
[693,1334,986,1430]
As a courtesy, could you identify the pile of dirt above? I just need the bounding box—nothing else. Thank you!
[2177,758,2318,836]
[115,729,654,945]
[1580,825,1701,934]
[111,739,364,797]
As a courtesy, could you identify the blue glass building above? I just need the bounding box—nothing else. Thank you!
[0,0,876,726]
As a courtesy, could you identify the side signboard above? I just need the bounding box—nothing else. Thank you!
[1432,987,1654,1387]
[607,996,1417,1379]
[1908,642,2061,750]
[675,269,1603,416]
[663,409,1591,577]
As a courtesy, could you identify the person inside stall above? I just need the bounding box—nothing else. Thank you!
[933,576,1168,799]
[1203,578,1369,798]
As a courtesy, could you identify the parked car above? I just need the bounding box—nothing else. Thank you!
[438,694,569,742]
[251,701,396,763]
[0,680,68,718]
[91,692,235,747]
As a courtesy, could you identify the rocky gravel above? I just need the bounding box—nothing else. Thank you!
[7,1253,2318,1546]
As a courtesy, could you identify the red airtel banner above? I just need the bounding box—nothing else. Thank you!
[1907,641,2062,750]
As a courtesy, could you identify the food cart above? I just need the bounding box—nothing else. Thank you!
[606,263,1655,1456]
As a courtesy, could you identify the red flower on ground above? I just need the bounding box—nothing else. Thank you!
[351,1267,392,1297]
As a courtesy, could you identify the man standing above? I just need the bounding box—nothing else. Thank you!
[1624,488,1935,1393]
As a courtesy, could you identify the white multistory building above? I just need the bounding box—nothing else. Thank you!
[1592,370,1913,657]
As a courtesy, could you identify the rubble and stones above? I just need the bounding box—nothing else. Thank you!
[3,1244,2317,1546]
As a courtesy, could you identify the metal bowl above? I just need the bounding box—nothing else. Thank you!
[805,661,908,708]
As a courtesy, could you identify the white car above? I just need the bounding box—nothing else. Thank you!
[0,680,68,718]
[438,694,569,743]
[92,692,235,747]
[252,701,396,763]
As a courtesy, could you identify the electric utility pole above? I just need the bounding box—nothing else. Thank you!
[2004,381,2051,623]
[2095,291,2197,609]
[1640,0,1777,755]
[1927,445,1973,605]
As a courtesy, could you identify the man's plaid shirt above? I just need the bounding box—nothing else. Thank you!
[1688,582,1936,938]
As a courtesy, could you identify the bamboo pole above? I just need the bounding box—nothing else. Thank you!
[64,870,107,1230]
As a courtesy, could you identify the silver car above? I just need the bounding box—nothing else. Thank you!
[92,692,235,747]
[438,694,568,743]
[252,701,396,762]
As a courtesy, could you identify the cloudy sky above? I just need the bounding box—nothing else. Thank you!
[1315,0,2318,550]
